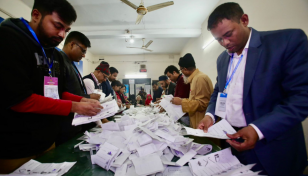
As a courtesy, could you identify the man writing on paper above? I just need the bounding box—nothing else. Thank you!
[0,0,102,173]
[171,54,213,129]
[198,3,308,176]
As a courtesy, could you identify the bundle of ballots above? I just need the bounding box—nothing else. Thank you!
[77,106,262,176]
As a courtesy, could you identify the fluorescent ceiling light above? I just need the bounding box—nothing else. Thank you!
[125,74,147,78]
[202,37,215,49]
[130,35,134,43]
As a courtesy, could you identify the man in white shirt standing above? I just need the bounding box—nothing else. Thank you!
[198,2,308,176]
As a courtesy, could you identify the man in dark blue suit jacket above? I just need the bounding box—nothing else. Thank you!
[198,2,308,176]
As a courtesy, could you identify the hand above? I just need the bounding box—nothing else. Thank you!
[226,125,259,152]
[197,115,214,132]
[90,93,101,100]
[71,102,103,116]
[81,98,100,105]
[171,97,182,105]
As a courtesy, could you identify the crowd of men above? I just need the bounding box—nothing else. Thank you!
[0,0,307,176]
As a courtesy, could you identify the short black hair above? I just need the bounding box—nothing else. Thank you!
[111,80,122,87]
[121,84,126,88]
[152,82,158,86]
[207,2,244,30]
[32,0,77,25]
[110,67,118,74]
[64,31,91,47]
[164,65,180,75]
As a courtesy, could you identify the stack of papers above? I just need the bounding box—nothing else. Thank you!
[10,159,76,176]
[189,148,261,176]
[77,106,260,176]
[72,99,119,126]
[184,119,237,139]
[159,95,185,121]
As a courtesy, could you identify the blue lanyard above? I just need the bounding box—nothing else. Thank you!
[224,53,243,92]
[20,18,54,76]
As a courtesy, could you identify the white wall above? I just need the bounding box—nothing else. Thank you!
[0,0,31,20]
[84,54,180,82]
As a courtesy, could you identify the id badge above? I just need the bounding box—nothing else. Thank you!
[215,92,227,118]
[44,76,59,99]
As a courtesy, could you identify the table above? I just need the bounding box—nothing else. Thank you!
[37,128,220,175]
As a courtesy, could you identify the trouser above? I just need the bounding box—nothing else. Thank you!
[0,143,55,174]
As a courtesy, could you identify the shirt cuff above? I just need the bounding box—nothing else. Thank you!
[249,124,265,140]
[205,112,215,124]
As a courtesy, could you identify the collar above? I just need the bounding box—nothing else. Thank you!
[227,28,252,56]
[187,69,200,83]
[90,72,101,86]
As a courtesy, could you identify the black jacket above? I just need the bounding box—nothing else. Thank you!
[166,82,176,96]
[0,18,67,159]
[61,52,89,98]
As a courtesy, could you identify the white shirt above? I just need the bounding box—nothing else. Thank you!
[83,72,101,94]
[206,29,264,140]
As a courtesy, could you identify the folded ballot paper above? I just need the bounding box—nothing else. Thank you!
[159,95,186,121]
[10,159,76,176]
[184,119,237,139]
[77,107,260,176]
[72,99,119,126]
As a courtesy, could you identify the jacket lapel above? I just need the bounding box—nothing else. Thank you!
[243,28,262,102]
[218,53,230,92]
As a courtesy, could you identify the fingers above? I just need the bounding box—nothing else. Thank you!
[226,139,248,152]
[227,132,241,139]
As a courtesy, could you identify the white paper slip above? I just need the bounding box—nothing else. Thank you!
[136,143,157,157]
[162,166,193,176]
[189,148,241,176]
[12,159,76,176]
[132,153,164,176]
[213,164,256,176]
[184,119,237,139]
[111,153,131,167]
[114,163,128,176]
[175,149,197,166]
[101,121,120,131]
[155,129,176,142]
[137,133,152,146]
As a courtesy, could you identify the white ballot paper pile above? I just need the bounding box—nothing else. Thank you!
[159,95,185,121]
[9,159,76,176]
[189,148,262,176]
[72,99,119,126]
[184,119,237,139]
[75,107,262,176]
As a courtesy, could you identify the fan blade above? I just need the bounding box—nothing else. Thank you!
[143,48,153,52]
[127,47,142,49]
[135,14,144,24]
[145,40,153,48]
[147,1,174,12]
[120,0,138,10]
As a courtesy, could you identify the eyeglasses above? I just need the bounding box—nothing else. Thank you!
[75,43,87,54]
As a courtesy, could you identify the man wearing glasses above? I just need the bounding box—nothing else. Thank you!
[57,31,102,145]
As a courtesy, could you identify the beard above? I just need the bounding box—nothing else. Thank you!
[37,19,63,47]
[183,74,189,84]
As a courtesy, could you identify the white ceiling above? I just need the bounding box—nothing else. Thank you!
[21,0,219,55]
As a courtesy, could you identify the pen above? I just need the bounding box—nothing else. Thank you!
[223,130,227,135]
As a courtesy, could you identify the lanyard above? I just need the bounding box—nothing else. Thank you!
[223,53,243,93]
[20,18,54,76]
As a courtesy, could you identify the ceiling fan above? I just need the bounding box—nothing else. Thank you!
[120,0,174,24]
[127,38,153,52]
